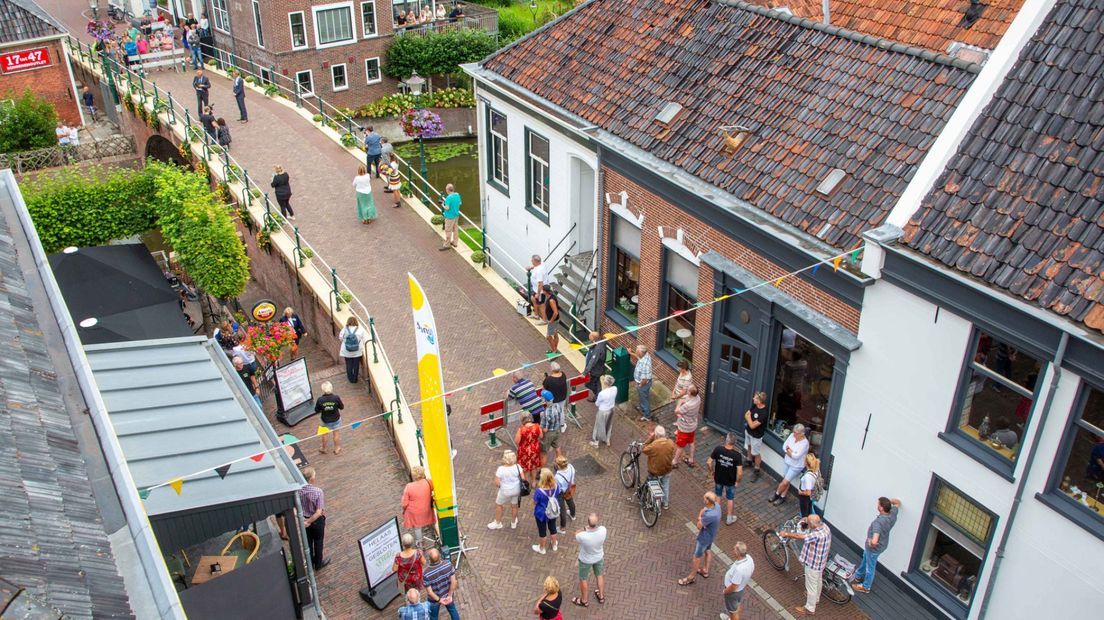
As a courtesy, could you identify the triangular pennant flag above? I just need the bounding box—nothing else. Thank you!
[465,386,473,392]
[169,478,184,496]
[350,421,363,430]
[626,325,639,332]
[444,392,454,398]
[693,302,706,308]
[603,333,618,340]
[850,249,861,264]
[250,453,265,462]
[545,351,557,358]
[812,263,821,275]
[316,426,331,436]
[569,343,584,350]
[215,464,232,479]
[492,368,507,376]
[138,487,151,500]
[774,277,784,287]
[833,256,843,272]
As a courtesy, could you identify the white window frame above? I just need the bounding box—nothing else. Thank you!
[360,1,378,38]
[488,107,509,190]
[311,1,356,50]
[251,0,265,48]
[295,69,315,98]
[364,57,382,85]
[288,11,309,50]
[211,0,230,34]
[330,63,349,92]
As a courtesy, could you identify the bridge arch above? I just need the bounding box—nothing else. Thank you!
[144,134,188,167]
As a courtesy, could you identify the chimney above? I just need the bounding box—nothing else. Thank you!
[822,0,830,25]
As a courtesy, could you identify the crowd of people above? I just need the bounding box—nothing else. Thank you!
[394,2,466,28]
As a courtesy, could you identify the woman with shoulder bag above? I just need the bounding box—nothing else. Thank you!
[798,453,822,518]
[554,456,577,529]
[531,468,559,555]
[488,450,521,530]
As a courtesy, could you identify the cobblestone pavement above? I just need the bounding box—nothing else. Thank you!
[47,4,871,617]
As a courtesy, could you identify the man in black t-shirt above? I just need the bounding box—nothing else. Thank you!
[315,381,345,455]
[744,391,768,481]
[234,356,261,410]
[708,432,744,525]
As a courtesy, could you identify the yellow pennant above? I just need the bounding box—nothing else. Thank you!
[774,277,784,287]
[316,426,331,435]
[169,478,184,496]
[603,332,618,340]
[492,368,507,376]
[569,343,584,350]
[833,256,843,272]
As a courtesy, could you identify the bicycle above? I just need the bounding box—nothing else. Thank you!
[620,441,664,527]
[761,515,854,605]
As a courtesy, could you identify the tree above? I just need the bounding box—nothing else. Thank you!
[0,89,59,153]
[384,29,499,82]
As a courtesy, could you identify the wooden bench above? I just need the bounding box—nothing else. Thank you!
[127,47,186,71]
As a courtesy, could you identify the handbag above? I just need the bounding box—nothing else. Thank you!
[556,472,577,500]
[517,465,531,497]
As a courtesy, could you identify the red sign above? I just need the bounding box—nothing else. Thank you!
[0,47,52,74]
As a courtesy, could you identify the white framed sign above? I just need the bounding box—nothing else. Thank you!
[275,357,312,411]
[359,517,401,588]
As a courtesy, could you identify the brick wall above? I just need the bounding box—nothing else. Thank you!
[0,39,81,126]
[598,166,860,393]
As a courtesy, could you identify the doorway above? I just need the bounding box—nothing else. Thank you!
[706,291,765,432]
[569,157,595,255]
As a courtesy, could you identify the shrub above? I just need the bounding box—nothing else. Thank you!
[1,88,62,152]
[206,58,217,66]
[430,214,445,226]
[470,250,486,264]
[264,84,279,97]
[384,29,498,81]
[244,76,255,84]
[340,133,358,148]
[311,113,323,123]
[338,290,354,304]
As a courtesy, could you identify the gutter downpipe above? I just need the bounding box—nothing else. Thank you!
[977,331,1068,619]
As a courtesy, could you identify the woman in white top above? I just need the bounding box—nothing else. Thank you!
[554,455,576,528]
[797,453,820,518]
[339,316,368,383]
[590,375,618,446]
[769,423,810,506]
[488,450,521,530]
[352,164,376,224]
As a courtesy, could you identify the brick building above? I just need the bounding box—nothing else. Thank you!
[0,0,82,126]
[198,0,496,109]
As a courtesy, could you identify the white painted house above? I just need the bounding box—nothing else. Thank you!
[825,0,1104,618]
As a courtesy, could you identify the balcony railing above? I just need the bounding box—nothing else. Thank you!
[393,5,499,37]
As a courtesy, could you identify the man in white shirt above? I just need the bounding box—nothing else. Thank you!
[528,254,548,323]
[769,424,809,506]
[574,513,607,607]
[721,541,754,620]
[55,122,70,146]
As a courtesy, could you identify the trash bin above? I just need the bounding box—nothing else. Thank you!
[611,346,631,404]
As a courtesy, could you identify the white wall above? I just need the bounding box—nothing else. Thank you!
[474,86,598,288]
[829,280,1103,618]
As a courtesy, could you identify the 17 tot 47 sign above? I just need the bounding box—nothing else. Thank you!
[0,47,52,74]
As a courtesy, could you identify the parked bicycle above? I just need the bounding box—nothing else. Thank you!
[620,440,664,527]
[761,515,855,605]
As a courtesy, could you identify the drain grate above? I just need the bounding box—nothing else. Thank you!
[571,454,605,477]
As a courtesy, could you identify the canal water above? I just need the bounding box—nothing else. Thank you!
[395,138,481,226]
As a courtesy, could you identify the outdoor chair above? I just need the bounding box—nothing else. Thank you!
[220,530,260,566]
[165,549,191,589]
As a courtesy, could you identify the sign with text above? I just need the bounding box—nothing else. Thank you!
[274,357,312,411]
[1,47,52,74]
[359,518,401,589]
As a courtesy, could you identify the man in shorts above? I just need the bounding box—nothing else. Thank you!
[574,513,607,606]
[770,423,809,506]
[315,382,344,455]
[721,541,755,619]
[543,285,560,353]
[679,492,721,585]
[708,432,744,525]
[743,391,768,481]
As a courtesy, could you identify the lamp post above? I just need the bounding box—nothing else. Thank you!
[529,0,538,22]
[403,71,429,200]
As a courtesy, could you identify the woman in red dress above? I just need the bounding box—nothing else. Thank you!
[515,414,544,487]
[392,532,423,591]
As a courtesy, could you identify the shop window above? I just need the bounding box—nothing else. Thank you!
[609,215,641,323]
[912,479,995,613]
[659,249,697,364]
[768,326,834,448]
[1051,385,1104,519]
[950,330,1042,463]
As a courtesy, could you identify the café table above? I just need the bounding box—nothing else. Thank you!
[191,555,238,586]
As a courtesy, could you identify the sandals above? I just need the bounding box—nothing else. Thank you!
[571,597,588,608]
[594,590,605,604]
[698,569,710,578]
[677,577,695,586]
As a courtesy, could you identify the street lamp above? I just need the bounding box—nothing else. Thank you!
[403,71,429,200]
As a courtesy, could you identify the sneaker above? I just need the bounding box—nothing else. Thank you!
[552,542,558,552]
[589,441,599,447]
[662,503,670,510]
[487,521,503,530]
[561,423,567,433]
[536,320,548,326]
[570,512,577,521]
[639,416,651,421]
[767,493,778,503]
[531,545,546,555]
[720,614,730,620]
[511,518,518,529]
[726,515,737,525]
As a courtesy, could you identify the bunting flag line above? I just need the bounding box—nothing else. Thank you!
[774,277,784,287]
[316,426,331,436]
[135,243,866,498]
[850,249,861,263]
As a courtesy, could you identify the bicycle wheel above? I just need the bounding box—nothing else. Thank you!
[761,530,788,570]
[640,489,659,527]
[619,452,637,489]
[822,572,852,605]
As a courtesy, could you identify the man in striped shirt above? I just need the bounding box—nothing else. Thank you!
[508,373,545,423]
[781,514,832,616]
[422,548,459,619]
[298,468,330,570]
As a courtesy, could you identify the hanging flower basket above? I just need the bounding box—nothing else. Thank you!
[398,108,444,139]
[242,322,298,365]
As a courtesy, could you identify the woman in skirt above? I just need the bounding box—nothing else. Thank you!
[384,156,402,207]
[352,164,376,224]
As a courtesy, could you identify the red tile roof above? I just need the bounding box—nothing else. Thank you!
[482,0,979,249]
[903,0,1104,333]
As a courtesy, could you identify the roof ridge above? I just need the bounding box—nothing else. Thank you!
[8,0,67,34]
[715,0,982,73]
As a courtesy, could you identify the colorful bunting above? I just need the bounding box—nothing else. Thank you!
[812,264,821,275]
[545,351,558,358]
[492,368,507,376]
[138,488,151,500]
[850,249,861,264]
[215,464,232,479]
[169,478,184,495]
[693,302,706,308]
[833,256,843,272]
[625,325,639,332]
[569,343,584,350]
[250,453,265,462]
[774,277,784,287]
[350,421,363,430]
[603,333,618,340]
[316,426,331,436]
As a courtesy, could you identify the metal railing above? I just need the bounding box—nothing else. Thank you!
[394,8,499,37]
[0,134,137,174]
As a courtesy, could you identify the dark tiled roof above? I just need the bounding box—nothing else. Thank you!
[903,0,1104,333]
[482,0,978,249]
[814,0,1023,52]
[0,0,66,46]
[0,207,133,617]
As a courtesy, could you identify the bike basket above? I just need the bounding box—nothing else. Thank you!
[828,554,856,579]
[646,479,665,501]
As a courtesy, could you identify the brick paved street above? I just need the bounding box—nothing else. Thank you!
[44,3,873,617]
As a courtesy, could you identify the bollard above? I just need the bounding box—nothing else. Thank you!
[294,227,303,268]
[368,318,379,363]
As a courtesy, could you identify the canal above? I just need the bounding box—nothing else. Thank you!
[395,138,481,227]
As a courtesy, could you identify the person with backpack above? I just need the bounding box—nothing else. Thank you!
[554,455,577,528]
[797,453,823,518]
[531,468,560,555]
[338,316,367,383]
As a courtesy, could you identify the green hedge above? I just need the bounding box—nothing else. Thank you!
[384,29,498,81]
